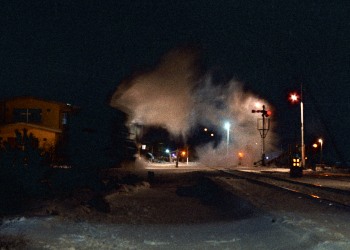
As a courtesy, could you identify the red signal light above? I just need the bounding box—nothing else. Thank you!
[252,106,272,117]
[289,93,299,103]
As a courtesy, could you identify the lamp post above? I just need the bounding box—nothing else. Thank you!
[318,138,323,164]
[186,145,189,165]
[289,92,305,168]
[301,100,305,168]
[224,122,231,156]
[238,152,243,166]
[165,149,171,163]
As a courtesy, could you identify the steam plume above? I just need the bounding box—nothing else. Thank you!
[110,47,199,138]
[110,47,278,166]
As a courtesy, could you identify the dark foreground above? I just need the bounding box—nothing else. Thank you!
[1,167,350,249]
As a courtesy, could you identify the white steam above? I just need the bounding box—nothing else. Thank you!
[191,77,277,166]
[110,48,278,166]
[110,48,198,139]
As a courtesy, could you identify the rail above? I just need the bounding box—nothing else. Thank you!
[219,169,350,209]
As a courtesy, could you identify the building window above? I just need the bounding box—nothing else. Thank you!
[13,109,42,123]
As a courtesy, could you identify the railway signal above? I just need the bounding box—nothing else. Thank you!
[252,105,271,166]
[289,92,299,103]
[252,106,272,118]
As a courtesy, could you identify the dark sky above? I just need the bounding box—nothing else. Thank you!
[1,1,350,162]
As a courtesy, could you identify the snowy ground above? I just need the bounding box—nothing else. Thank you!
[3,213,349,249]
[1,165,350,249]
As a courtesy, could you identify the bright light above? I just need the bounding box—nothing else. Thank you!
[289,93,299,103]
[313,143,318,148]
[318,138,323,164]
[224,122,231,130]
[165,149,170,154]
[204,128,208,132]
[181,151,186,156]
[255,102,261,108]
[210,133,214,137]
[238,152,244,158]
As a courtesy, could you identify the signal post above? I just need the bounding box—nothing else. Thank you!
[252,105,271,166]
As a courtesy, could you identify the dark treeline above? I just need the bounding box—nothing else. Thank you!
[0,109,136,214]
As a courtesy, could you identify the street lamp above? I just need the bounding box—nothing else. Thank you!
[318,138,323,164]
[289,91,305,168]
[238,152,243,166]
[165,148,171,162]
[224,122,231,156]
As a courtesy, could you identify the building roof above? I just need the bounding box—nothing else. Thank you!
[1,96,80,112]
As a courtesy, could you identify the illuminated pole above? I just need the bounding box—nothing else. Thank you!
[224,122,231,156]
[300,100,305,168]
[165,149,171,162]
[289,89,305,168]
[186,145,189,165]
[318,138,323,164]
[262,107,266,165]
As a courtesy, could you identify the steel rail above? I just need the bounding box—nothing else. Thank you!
[219,169,350,209]
[232,170,350,196]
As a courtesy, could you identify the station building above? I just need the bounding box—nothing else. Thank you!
[0,96,78,152]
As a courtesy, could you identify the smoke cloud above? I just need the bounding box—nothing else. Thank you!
[110,47,278,166]
[110,47,198,138]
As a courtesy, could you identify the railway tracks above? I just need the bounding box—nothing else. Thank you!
[217,169,350,209]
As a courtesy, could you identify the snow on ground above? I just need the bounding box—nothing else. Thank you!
[2,213,350,249]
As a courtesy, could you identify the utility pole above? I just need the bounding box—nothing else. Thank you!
[289,84,305,168]
[300,99,305,168]
[300,84,305,168]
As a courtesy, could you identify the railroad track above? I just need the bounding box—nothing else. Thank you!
[218,169,350,209]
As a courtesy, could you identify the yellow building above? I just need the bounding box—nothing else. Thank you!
[0,96,78,151]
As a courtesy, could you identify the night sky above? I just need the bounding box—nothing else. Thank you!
[1,1,350,163]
